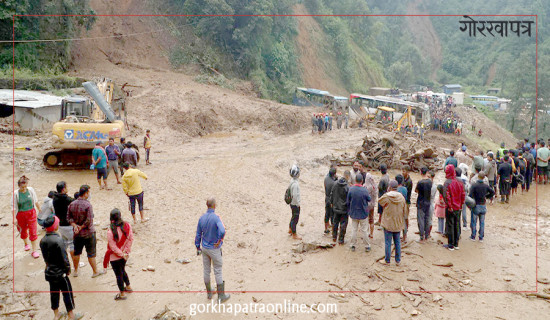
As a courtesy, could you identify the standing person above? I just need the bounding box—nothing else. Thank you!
[524,149,535,192]
[442,164,465,251]
[104,208,133,301]
[67,185,105,278]
[336,112,342,129]
[118,138,127,176]
[444,151,458,168]
[38,191,56,228]
[364,173,378,239]
[346,174,371,252]
[121,163,149,223]
[53,181,75,265]
[323,167,338,234]
[288,164,302,240]
[121,143,138,167]
[40,216,82,320]
[376,164,390,226]
[379,180,406,266]
[469,172,495,242]
[537,141,550,184]
[105,138,122,184]
[395,175,409,242]
[91,142,110,190]
[471,151,485,178]
[415,167,433,242]
[434,185,446,235]
[498,155,513,203]
[311,114,317,133]
[344,112,349,129]
[485,153,498,203]
[350,161,361,185]
[144,129,152,165]
[402,166,413,236]
[331,170,350,244]
[12,175,41,258]
[317,115,323,134]
[455,167,469,232]
[195,198,230,303]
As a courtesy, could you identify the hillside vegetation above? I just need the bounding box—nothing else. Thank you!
[0,0,547,138]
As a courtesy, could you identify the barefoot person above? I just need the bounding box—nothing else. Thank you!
[288,164,302,240]
[92,142,110,190]
[379,180,406,266]
[40,216,83,320]
[12,175,41,258]
[67,185,105,278]
[121,163,149,223]
[195,197,230,303]
[104,208,133,301]
[105,138,122,184]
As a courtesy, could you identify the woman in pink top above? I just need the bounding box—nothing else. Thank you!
[104,208,133,300]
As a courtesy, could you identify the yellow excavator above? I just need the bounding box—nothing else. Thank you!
[43,80,128,169]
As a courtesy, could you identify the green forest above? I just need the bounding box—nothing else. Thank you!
[0,0,546,138]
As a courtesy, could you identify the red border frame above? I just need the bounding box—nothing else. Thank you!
[11,14,538,294]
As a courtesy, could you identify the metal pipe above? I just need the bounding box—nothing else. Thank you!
[82,81,117,123]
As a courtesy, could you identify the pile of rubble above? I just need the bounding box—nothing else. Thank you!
[334,133,442,172]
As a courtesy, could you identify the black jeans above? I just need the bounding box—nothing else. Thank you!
[445,209,460,248]
[48,275,75,312]
[332,212,348,243]
[289,205,300,234]
[324,203,333,224]
[110,258,130,292]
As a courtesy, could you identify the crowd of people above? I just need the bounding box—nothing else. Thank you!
[311,112,349,134]
[286,137,548,265]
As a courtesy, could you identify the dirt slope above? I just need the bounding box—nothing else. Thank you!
[294,4,348,95]
[406,0,443,81]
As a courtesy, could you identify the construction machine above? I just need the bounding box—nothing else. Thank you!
[43,80,131,169]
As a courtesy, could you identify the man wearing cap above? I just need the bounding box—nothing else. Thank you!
[468,172,495,242]
[40,216,82,320]
[379,180,406,265]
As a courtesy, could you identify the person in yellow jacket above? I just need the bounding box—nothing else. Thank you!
[144,129,152,165]
[121,163,149,223]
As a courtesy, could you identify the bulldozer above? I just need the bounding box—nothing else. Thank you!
[43,79,131,169]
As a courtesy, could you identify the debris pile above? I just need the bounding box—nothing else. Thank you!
[334,133,442,171]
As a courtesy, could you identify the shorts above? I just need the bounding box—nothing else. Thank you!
[109,160,119,174]
[58,226,74,251]
[73,232,97,258]
[537,166,549,177]
[16,209,38,241]
[96,167,108,180]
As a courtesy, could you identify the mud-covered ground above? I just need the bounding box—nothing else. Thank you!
[1,126,549,319]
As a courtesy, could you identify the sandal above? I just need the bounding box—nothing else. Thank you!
[74,313,84,320]
[125,288,133,293]
[114,293,127,300]
[24,244,31,251]
[31,251,40,259]
[91,270,106,278]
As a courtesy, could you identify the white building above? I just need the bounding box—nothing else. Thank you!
[0,90,64,130]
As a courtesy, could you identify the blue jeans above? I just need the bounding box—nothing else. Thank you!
[471,205,487,240]
[384,229,401,263]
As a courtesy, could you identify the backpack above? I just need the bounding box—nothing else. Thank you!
[284,185,292,205]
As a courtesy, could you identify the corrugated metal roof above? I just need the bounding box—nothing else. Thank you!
[442,84,462,88]
[0,89,64,109]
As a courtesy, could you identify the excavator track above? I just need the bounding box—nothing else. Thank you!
[43,149,93,170]
[43,146,140,170]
